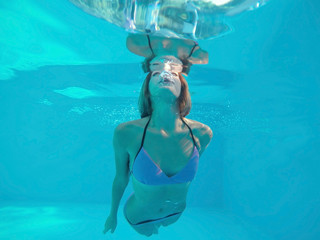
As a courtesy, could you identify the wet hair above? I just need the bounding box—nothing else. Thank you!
[138,72,192,118]
[141,57,192,75]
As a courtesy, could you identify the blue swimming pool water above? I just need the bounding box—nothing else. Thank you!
[0,0,319,239]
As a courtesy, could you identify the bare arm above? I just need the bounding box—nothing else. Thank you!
[109,123,130,217]
[198,124,213,156]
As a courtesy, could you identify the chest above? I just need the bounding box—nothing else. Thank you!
[128,129,198,177]
[150,38,195,59]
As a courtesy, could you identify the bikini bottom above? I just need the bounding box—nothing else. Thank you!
[123,198,183,226]
[124,210,182,226]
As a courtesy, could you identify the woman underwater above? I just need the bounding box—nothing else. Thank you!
[103,34,213,237]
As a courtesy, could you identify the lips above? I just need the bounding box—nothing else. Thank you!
[160,78,173,84]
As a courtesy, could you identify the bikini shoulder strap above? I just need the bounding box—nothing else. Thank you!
[181,117,199,150]
[187,41,199,58]
[141,116,152,148]
[146,34,155,56]
[134,116,152,160]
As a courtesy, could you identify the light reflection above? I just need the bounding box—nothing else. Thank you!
[209,0,232,6]
[54,87,101,99]
[0,206,77,239]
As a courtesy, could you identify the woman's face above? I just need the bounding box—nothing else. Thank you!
[148,56,182,99]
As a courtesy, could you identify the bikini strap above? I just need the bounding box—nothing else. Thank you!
[134,116,197,161]
[180,117,199,150]
[187,41,199,58]
[147,34,197,63]
[141,116,152,148]
[134,115,152,160]
[147,34,155,56]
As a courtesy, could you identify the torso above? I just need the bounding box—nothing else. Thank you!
[123,116,205,224]
[148,35,197,60]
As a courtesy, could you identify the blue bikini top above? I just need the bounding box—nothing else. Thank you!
[131,116,199,185]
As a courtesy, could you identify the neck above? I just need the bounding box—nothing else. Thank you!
[149,100,183,133]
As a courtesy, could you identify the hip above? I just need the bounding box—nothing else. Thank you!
[123,192,186,225]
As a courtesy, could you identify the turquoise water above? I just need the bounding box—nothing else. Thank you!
[0,0,319,239]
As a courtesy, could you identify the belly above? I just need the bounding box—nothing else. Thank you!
[124,177,190,224]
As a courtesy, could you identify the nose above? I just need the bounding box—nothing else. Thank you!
[163,63,172,71]
[160,71,172,79]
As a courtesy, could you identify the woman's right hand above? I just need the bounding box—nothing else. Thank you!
[103,214,117,234]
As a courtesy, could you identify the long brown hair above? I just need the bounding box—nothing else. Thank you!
[138,72,192,118]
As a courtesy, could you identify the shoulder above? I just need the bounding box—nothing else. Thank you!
[126,33,148,47]
[183,118,213,154]
[183,118,213,138]
[188,47,209,65]
[126,33,153,58]
[113,117,148,147]
[114,117,148,132]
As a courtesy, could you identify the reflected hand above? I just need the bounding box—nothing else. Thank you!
[103,215,117,234]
